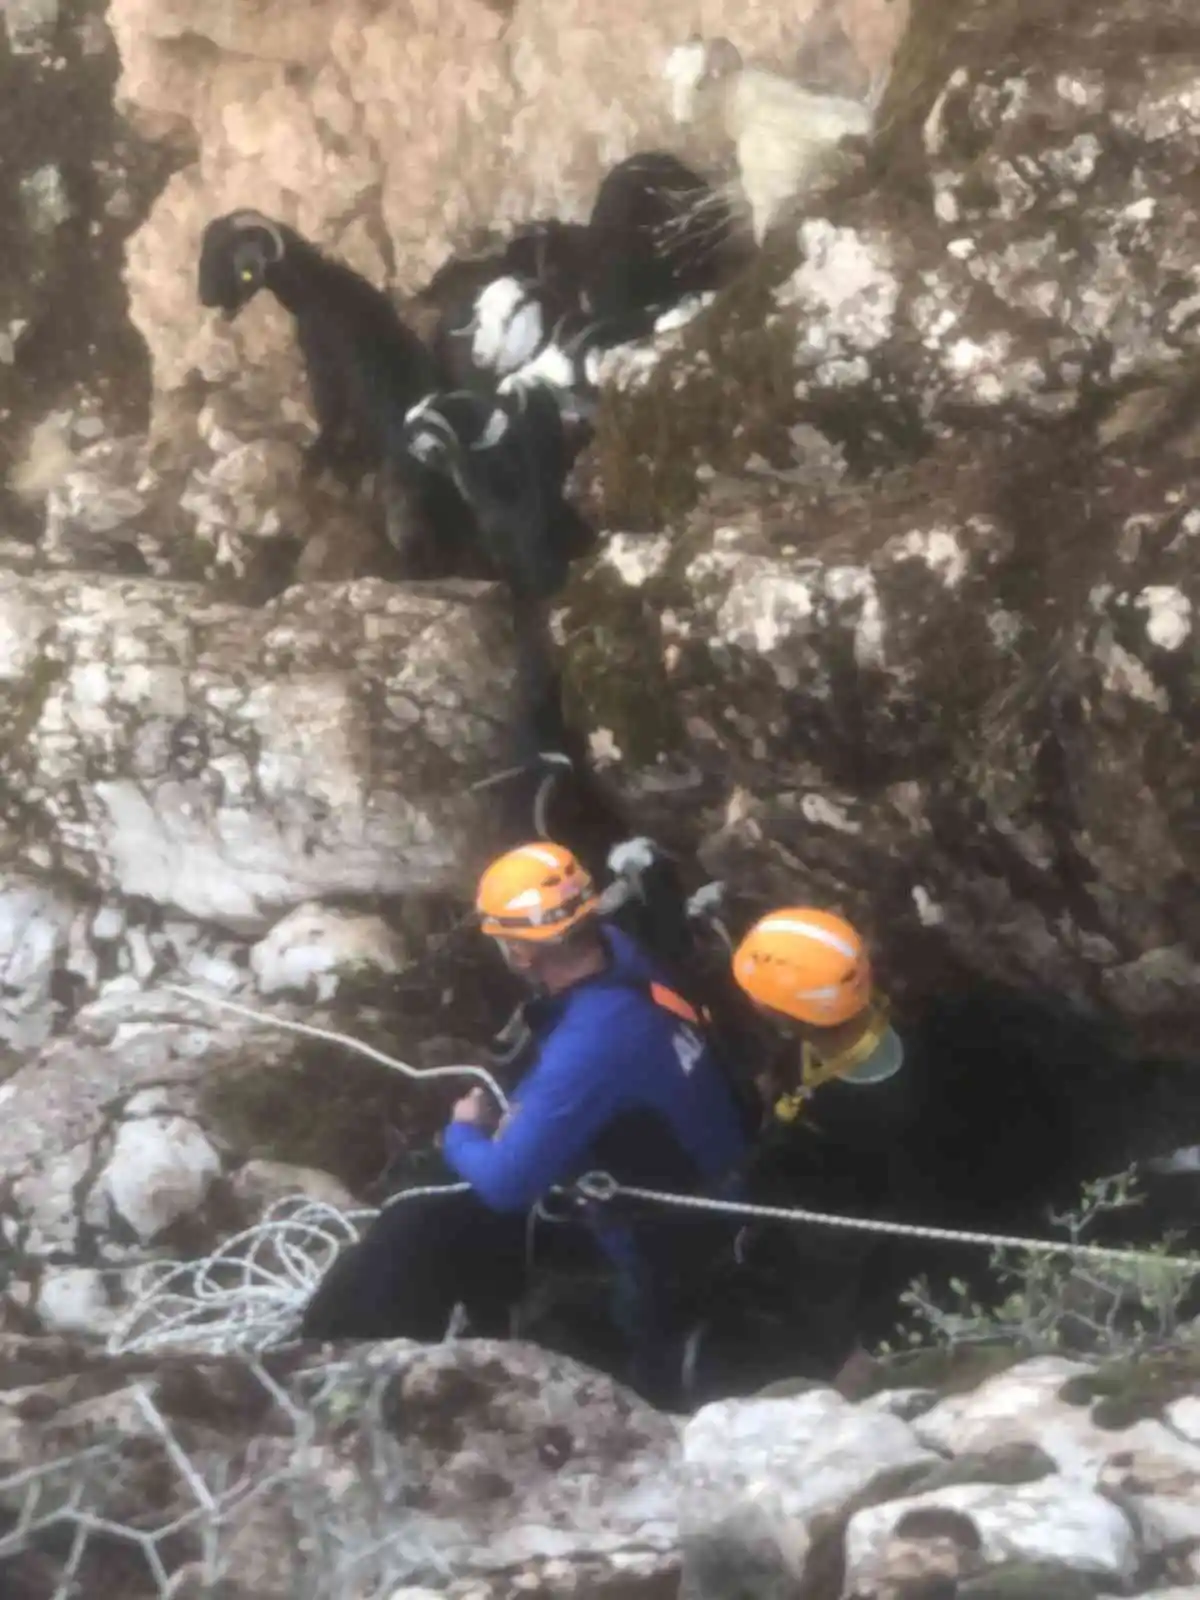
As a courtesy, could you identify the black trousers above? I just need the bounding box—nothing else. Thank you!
[297,1182,733,1408]
[299,1187,531,1343]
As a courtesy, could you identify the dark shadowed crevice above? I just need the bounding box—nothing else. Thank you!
[0,0,187,539]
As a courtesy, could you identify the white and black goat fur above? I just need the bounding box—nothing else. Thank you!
[582,149,747,321]
[414,152,742,416]
[398,382,595,601]
[197,209,590,593]
[412,220,591,392]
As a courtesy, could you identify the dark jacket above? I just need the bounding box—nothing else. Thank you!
[442,922,751,1219]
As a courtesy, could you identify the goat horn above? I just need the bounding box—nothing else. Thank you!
[226,209,286,263]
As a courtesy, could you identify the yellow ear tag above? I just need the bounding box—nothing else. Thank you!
[240,268,255,281]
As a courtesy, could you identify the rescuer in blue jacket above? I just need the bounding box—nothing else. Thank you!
[299,839,753,1404]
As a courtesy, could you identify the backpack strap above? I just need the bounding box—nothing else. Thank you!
[647,980,704,1026]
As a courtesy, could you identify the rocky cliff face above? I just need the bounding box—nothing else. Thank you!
[2,1338,1199,1598]
[566,0,1200,1056]
[3,0,1196,1051]
[2,0,1200,1593]
[0,0,176,541]
[0,0,1197,1286]
[110,0,902,413]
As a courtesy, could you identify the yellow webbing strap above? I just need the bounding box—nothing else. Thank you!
[772,998,892,1124]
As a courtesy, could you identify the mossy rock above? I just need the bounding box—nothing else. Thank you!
[198,1037,431,1193]
[1057,1346,1200,1429]
[588,240,805,532]
[558,557,688,770]
[958,1562,1099,1600]
[753,1375,831,1400]
[799,1459,950,1600]
[908,1441,1057,1496]
[864,1339,1026,1399]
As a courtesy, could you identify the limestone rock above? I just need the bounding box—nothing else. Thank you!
[0,1334,681,1596]
[106,0,906,418]
[865,1528,976,1598]
[680,1385,938,1594]
[229,1158,359,1216]
[0,571,533,930]
[3,0,61,56]
[559,0,1200,1060]
[0,962,508,1333]
[249,902,409,1000]
[0,0,162,558]
[1098,1444,1200,1551]
[0,873,76,1051]
[34,1264,126,1338]
[570,433,1200,1056]
[913,1356,1200,1482]
[844,1478,1140,1593]
[97,1112,223,1242]
[9,1140,95,1258]
[1166,1392,1200,1445]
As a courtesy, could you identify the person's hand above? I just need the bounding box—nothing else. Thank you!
[451,1087,499,1129]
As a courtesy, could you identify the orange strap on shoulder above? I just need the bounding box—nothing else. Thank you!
[649,981,702,1025]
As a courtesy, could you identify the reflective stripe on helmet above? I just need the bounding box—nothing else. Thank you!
[752,915,859,962]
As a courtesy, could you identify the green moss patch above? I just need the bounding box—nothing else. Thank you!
[587,242,805,532]
[959,1564,1100,1600]
[865,1338,1026,1398]
[558,563,688,771]
[1057,1345,1200,1429]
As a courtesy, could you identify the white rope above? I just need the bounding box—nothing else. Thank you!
[573,1173,1200,1274]
[161,983,511,1113]
[104,1186,479,1358]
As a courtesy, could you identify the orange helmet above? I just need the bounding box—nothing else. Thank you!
[732,908,873,1027]
[476,842,600,943]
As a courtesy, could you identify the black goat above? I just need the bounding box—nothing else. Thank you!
[582,150,747,323]
[197,209,444,487]
[397,383,595,600]
[197,209,576,593]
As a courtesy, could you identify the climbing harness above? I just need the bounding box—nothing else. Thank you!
[570,1171,1200,1275]
[771,997,899,1124]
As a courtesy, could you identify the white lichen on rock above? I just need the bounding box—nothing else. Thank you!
[0,572,529,930]
[1135,585,1192,651]
[601,533,672,588]
[778,219,900,385]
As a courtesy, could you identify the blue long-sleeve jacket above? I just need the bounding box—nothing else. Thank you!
[442,923,749,1215]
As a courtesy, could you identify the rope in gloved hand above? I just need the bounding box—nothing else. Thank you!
[160,984,516,1210]
[162,983,512,1114]
[570,1172,1200,1274]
